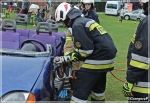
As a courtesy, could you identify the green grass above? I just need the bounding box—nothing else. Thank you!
[2,11,139,102]
[99,14,138,101]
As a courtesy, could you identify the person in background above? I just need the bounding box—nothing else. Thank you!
[22,0,30,14]
[50,7,55,20]
[118,7,124,23]
[8,2,13,12]
[82,0,100,24]
[0,1,2,14]
[33,5,45,26]
[122,0,149,102]
[47,0,51,9]
[44,10,51,21]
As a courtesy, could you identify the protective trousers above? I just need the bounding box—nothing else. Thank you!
[71,69,107,103]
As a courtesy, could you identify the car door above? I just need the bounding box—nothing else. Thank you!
[130,10,139,20]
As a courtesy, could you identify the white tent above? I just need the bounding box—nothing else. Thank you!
[29,4,39,13]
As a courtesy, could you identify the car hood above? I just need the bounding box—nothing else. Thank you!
[1,55,48,97]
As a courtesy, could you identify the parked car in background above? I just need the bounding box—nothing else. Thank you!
[105,1,123,15]
[124,9,146,21]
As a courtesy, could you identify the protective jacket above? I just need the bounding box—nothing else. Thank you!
[82,9,100,24]
[126,15,149,97]
[71,16,117,72]
[64,30,83,70]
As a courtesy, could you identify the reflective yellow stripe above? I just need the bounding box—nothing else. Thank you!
[131,53,148,64]
[75,49,79,52]
[89,23,107,34]
[65,37,72,44]
[80,52,88,57]
[70,100,76,103]
[66,37,72,40]
[91,94,105,100]
[131,34,136,43]
[75,49,93,55]
[75,49,88,57]
[64,51,70,56]
[81,63,114,69]
[89,23,99,31]
[130,60,149,70]
[132,86,150,94]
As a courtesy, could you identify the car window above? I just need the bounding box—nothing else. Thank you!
[133,10,139,14]
[107,4,117,9]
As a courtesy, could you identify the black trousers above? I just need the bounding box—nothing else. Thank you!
[119,16,124,22]
[72,69,107,100]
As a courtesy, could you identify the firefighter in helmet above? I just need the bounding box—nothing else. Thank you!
[122,0,149,102]
[82,0,100,24]
[54,2,117,102]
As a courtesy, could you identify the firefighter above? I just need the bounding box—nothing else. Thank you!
[64,29,83,72]
[54,2,117,102]
[63,6,83,81]
[82,0,100,24]
[122,0,149,102]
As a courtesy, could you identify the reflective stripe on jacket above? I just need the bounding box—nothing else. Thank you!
[126,15,149,95]
[72,17,117,72]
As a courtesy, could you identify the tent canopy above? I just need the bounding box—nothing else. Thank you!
[29,4,39,9]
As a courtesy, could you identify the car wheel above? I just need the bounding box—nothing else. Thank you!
[124,15,130,20]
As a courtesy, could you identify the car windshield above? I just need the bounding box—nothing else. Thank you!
[132,9,142,13]
[107,4,117,9]
[0,48,52,57]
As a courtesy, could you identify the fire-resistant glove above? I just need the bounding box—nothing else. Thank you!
[53,55,71,64]
[122,82,134,97]
[53,52,84,63]
[69,52,85,62]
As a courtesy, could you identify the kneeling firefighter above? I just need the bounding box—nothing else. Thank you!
[53,2,117,103]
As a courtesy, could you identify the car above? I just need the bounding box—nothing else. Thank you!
[124,9,146,21]
[0,14,69,102]
[105,1,123,15]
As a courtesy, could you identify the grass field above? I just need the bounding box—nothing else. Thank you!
[2,12,139,102]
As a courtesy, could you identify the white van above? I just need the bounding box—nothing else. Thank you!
[105,1,123,15]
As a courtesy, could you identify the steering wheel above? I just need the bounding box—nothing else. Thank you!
[20,39,46,51]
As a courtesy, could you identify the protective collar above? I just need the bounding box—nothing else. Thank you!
[67,7,82,20]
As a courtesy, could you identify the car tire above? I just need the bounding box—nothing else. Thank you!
[124,15,130,20]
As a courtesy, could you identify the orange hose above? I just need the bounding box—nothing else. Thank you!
[114,68,127,72]
[110,71,126,82]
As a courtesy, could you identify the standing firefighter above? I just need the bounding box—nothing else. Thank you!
[82,0,100,24]
[54,2,117,102]
[122,0,149,102]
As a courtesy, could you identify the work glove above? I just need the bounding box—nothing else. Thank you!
[69,52,85,62]
[58,90,68,98]
[122,82,134,97]
[53,55,71,64]
[53,52,84,63]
